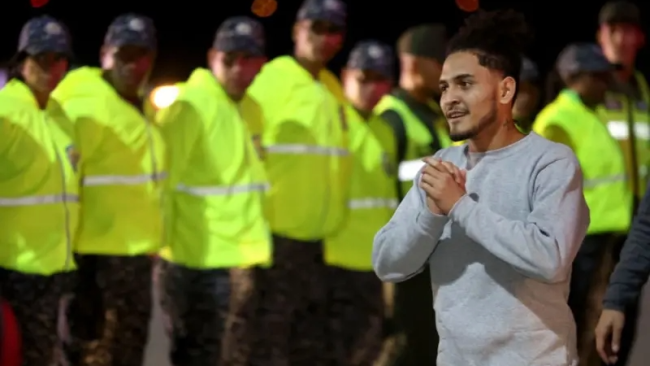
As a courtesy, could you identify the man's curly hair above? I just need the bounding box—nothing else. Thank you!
[447,9,532,87]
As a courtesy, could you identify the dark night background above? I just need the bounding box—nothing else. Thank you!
[0,0,648,87]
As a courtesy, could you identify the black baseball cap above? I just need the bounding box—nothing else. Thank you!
[105,14,157,50]
[296,0,347,28]
[214,16,265,56]
[397,24,447,62]
[556,43,618,80]
[17,15,72,58]
[347,40,394,79]
[520,57,539,82]
[599,1,641,26]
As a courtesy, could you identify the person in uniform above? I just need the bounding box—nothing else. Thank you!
[325,40,399,366]
[373,24,452,366]
[0,15,78,366]
[246,0,350,364]
[598,0,649,204]
[155,16,270,366]
[534,43,632,366]
[578,2,650,365]
[53,14,165,366]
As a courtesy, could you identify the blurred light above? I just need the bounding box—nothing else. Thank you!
[150,85,179,110]
[30,0,49,8]
[252,0,277,17]
[456,0,479,12]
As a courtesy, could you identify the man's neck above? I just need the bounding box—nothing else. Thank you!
[29,88,49,110]
[102,71,140,101]
[214,74,243,102]
[617,66,635,84]
[353,105,371,120]
[570,87,598,109]
[468,118,524,153]
[293,55,323,78]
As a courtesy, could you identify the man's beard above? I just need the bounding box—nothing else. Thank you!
[449,100,498,142]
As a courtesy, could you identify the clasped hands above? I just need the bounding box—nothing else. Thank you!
[418,157,467,215]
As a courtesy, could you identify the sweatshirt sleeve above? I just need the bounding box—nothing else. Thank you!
[372,171,450,282]
[603,187,650,311]
[448,156,589,283]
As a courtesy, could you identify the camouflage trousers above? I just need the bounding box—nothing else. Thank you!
[156,259,235,366]
[242,235,385,366]
[385,267,439,366]
[0,268,71,366]
[327,266,384,366]
[63,254,153,366]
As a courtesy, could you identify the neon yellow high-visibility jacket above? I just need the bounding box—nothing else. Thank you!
[325,106,398,270]
[248,56,351,241]
[157,68,271,269]
[374,94,452,195]
[597,71,650,199]
[0,79,79,274]
[535,90,632,234]
[52,67,167,256]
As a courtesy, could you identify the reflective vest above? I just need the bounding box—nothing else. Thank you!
[156,68,271,269]
[535,90,632,234]
[248,56,351,241]
[0,80,79,274]
[597,71,650,199]
[52,67,167,255]
[325,107,398,270]
[374,95,451,194]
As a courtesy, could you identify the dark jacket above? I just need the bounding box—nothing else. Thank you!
[603,184,650,311]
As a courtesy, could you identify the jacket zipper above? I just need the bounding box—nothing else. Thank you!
[143,114,162,250]
[626,96,639,212]
[316,82,331,239]
[45,113,72,271]
[144,120,159,180]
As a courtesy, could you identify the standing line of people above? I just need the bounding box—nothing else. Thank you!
[0,0,451,365]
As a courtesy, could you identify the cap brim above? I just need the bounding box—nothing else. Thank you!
[216,46,265,56]
[214,37,265,56]
[297,15,346,28]
[106,39,156,50]
[590,61,621,74]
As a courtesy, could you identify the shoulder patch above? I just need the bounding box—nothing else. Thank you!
[604,97,623,110]
[381,151,396,176]
[66,145,79,171]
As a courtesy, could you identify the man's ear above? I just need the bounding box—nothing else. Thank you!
[292,22,299,43]
[340,67,348,81]
[499,76,517,105]
[99,45,113,69]
[207,48,217,68]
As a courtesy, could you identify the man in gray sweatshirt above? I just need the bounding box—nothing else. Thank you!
[372,9,590,366]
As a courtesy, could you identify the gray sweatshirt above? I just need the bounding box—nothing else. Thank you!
[373,133,589,366]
